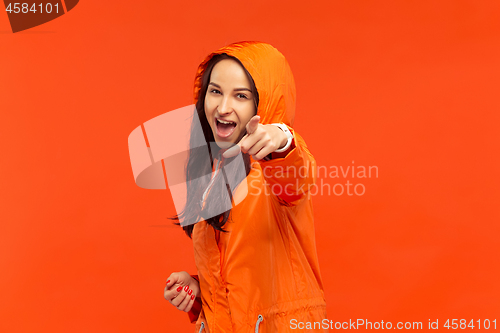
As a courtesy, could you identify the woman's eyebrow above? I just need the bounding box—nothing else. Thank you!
[208,82,252,93]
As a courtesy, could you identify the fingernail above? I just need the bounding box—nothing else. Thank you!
[184,285,189,292]
[188,289,192,295]
[166,280,170,284]
[191,295,195,300]
[176,286,182,292]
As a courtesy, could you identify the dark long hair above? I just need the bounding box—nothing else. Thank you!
[170,53,259,238]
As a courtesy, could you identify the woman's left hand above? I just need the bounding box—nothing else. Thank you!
[223,115,288,160]
[164,271,200,313]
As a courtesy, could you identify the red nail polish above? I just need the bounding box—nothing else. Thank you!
[191,295,195,300]
[176,286,182,292]
[188,289,192,295]
[166,280,170,284]
[184,285,189,292]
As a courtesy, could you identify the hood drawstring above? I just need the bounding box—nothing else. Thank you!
[201,158,222,205]
[198,316,261,332]
[255,314,263,333]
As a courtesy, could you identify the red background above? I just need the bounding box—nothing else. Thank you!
[1,1,499,331]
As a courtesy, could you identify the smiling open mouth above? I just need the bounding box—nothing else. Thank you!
[216,118,237,138]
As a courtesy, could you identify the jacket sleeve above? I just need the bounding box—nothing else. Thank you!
[257,125,316,205]
[187,274,202,323]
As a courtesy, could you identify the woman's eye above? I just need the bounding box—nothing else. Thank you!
[237,93,248,99]
[210,89,221,94]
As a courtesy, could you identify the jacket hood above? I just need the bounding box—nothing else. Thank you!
[194,41,296,127]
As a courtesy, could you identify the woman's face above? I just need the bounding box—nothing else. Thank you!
[204,58,256,149]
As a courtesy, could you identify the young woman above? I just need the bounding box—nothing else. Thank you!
[163,41,328,332]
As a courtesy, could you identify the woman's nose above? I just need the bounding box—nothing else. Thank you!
[217,98,233,116]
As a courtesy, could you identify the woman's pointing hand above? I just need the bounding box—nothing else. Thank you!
[222,115,288,160]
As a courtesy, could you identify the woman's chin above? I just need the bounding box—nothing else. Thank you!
[214,140,234,149]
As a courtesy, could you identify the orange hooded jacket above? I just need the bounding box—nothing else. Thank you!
[188,41,328,332]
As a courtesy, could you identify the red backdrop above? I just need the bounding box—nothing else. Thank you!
[1,0,499,331]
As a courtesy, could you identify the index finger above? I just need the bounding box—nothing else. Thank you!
[222,116,260,159]
[165,272,180,289]
[246,115,260,135]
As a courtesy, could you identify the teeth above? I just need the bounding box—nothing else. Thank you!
[217,119,235,125]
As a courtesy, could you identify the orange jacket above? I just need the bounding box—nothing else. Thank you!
[189,41,328,332]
